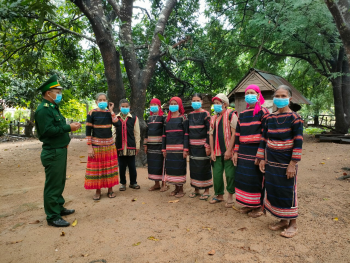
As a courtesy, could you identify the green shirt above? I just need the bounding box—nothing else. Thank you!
[35,99,71,149]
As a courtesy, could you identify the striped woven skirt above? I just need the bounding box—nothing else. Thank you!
[189,146,213,189]
[264,147,298,219]
[84,144,119,189]
[165,151,187,185]
[147,144,164,181]
[235,143,264,208]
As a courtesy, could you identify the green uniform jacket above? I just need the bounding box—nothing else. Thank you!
[35,99,71,149]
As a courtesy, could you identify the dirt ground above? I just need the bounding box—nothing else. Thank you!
[0,136,349,263]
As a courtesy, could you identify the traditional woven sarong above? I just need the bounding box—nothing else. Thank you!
[235,143,264,207]
[84,144,119,189]
[264,148,298,219]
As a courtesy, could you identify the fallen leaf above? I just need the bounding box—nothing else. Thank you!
[29,220,40,224]
[231,205,239,211]
[343,172,348,176]
[60,231,65,236]
[132,198,137,202]
[147,236,159,241]
[142,202,145,204]
[79,156,85,158]
[72,219,78,227]
[81,254,89,257]
[18,165,20,167]
[7,240,23,245]
[208,249,215,255]
[4,149,8,151]
[186,228,190,232]
[202,227,211,231]
[238,227,247,231]
[168,200,179,203]
[323,198,329,201]
[133,242,141,246]
[320,162,325,164]
[67,175,71,179]
[333,217,338,221]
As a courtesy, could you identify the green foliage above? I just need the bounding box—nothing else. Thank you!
[4,111,13,121]
[0,116,10,136]
[60,98,86,122]
[14,108,29,122]
[304,127,330,135]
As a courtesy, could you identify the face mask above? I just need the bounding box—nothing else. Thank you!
[192,102,202,110]
[98,102,107,109]
[169,105,179,112]
[150,106,159,113]
[49,92,62,104]
[120,107,130,115]
[273,97,290,108]
[213,104,223,113]
[245,94,258,105]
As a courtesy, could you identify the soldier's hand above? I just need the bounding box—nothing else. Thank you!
[109,102,114,112]
[70,122,81,131]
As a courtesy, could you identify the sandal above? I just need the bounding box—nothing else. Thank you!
[129,184,141,189]
[160,185,169,192]
[209,197,223,204]
[119,184,126,191]
[239,207,253,214]
[175,192,186,198]
[269,221,289,231]
[225,202,234,208]
[248,210,264,218]
[189,192,201,198]
[148,185,161,191]
[280,228,298,238]
[170,190,178,196]
[107,192,116,198]
[93,194,101,200]
[200,194,211,201]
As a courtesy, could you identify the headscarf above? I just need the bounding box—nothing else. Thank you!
[150,98,164,116]
[212,93,229,105]
[166,96,184,122]
[245,84,265,116]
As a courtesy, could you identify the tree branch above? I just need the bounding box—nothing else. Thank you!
[133,5,152,21]
[107,0,121,18]
[159,59,193,89]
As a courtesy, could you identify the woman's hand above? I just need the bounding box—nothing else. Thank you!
[286,161,297,179]
[259,160,266,173]
[254,158,260,166]
[205,147,211,156]
[224,150,231,160]
[232,152,238,166]
[163,151,166,158]
[108,102,114,112]
[144,146,147,154]
[88,145,95,158]
[183,151,188,159]
[211,152,216,162]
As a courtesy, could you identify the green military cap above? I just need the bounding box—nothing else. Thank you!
[38,75,62,93]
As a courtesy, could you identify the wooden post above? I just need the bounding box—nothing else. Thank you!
[9,121,13,134]
[17,121,20,135]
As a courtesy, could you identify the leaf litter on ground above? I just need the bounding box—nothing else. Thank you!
[72,219,78,227]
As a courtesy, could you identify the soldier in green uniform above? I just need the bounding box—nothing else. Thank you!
[35,75,81,227]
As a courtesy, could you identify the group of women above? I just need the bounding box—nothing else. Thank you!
[83,84,303,238]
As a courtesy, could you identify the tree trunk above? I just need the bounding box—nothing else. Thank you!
[342,59,350,126]
[325,0,350,65]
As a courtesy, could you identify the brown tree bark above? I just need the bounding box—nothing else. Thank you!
[325,0,350,65]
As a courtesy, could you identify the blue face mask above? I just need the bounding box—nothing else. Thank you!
[98,102,107,109]
[53,93,62,104]
[245,94,258,105]
[273,97,290,108]
[213,104,223,113]
[150,106,159,113]
[120,107,130,115]
[169,105,179,112]
[192,102,202,110]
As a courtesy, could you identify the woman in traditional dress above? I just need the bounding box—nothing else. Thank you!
[144,98,167,192]
[162,97,189,198]
[84,93,119,200]
[257,85,303,238]
[233,84,269,217]
[188,93,212,200]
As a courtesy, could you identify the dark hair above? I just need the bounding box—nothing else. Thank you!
[192,93,203,100]
[275,85,292,97]
[119,98,130,107]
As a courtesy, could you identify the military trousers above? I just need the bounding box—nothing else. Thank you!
[40,147,67,222]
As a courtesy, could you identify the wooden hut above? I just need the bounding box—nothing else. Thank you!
[227,68,311,114]
[163,94,213,116]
